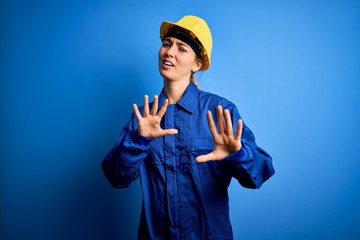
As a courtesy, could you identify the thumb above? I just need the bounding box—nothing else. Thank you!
[196,152,215,163]
[162,128,178,135]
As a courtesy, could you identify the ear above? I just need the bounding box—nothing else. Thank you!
[192,59,204,72]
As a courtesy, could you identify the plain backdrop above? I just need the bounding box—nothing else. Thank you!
[1,0,360,239]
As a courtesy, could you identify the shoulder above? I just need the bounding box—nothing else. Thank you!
[198,88,236,109]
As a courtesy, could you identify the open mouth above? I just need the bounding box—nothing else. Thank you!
[162,60,174,67]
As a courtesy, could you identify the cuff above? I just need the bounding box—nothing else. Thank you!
[223,145,249,163]
[116,130,154,148]
[130,130,154,146]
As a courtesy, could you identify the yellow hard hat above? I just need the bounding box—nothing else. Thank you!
[160,15,213,70]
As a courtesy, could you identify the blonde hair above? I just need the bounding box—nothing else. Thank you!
[191,73,198,87]
[191,56,205,87]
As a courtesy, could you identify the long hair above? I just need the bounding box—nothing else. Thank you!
[190,56,204,88]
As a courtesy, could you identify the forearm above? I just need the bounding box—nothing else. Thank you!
[225,139,274,189]
[101,129,153,188]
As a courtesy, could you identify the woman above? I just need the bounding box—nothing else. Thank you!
[101,15,275,240]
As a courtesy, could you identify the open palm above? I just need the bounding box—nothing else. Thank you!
[196,105,243,162]
[133,95,178,138]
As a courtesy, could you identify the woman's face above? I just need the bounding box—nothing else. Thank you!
[158,37,203,82]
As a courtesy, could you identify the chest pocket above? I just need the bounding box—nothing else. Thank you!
[190,138,226,183]
[190,138,214,152]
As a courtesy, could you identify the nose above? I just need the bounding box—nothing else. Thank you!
[165,45,176,58]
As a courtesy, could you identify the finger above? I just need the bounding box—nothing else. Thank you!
[207,111,218,138]
[133,104,143,120]
[234,119,243,142]
[151,95,158,115]
[224,109,233,135]
[217,105,225,134]
[143,95,149,117]
[157,99,169,119]
[196,152,216,163]
[161,128,178,135]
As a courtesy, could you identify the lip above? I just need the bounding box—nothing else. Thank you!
[162,59,174,68]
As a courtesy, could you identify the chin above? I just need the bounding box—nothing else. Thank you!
[159,70,175,81]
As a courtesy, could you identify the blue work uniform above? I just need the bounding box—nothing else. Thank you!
[101,82,275,240]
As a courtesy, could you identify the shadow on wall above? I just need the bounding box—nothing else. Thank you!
[62,66,146,240]
[63,165,141,240]
[54,66,146,239]
[2,64,146,240]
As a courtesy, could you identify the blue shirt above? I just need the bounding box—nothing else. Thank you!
[101,82,275,240]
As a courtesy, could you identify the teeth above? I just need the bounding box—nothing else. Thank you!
[163,60,174,66]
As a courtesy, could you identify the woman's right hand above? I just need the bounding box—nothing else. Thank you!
[133,95,178,138]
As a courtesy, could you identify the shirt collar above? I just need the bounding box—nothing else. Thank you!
[158,82,199,114]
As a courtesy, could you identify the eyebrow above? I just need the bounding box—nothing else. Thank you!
[163,37,191,48]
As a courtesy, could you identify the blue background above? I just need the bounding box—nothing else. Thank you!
[1,0,359,239]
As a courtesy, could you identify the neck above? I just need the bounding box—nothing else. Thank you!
[163,78,190,104]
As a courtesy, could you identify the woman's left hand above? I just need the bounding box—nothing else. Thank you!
[196,105,243,163]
